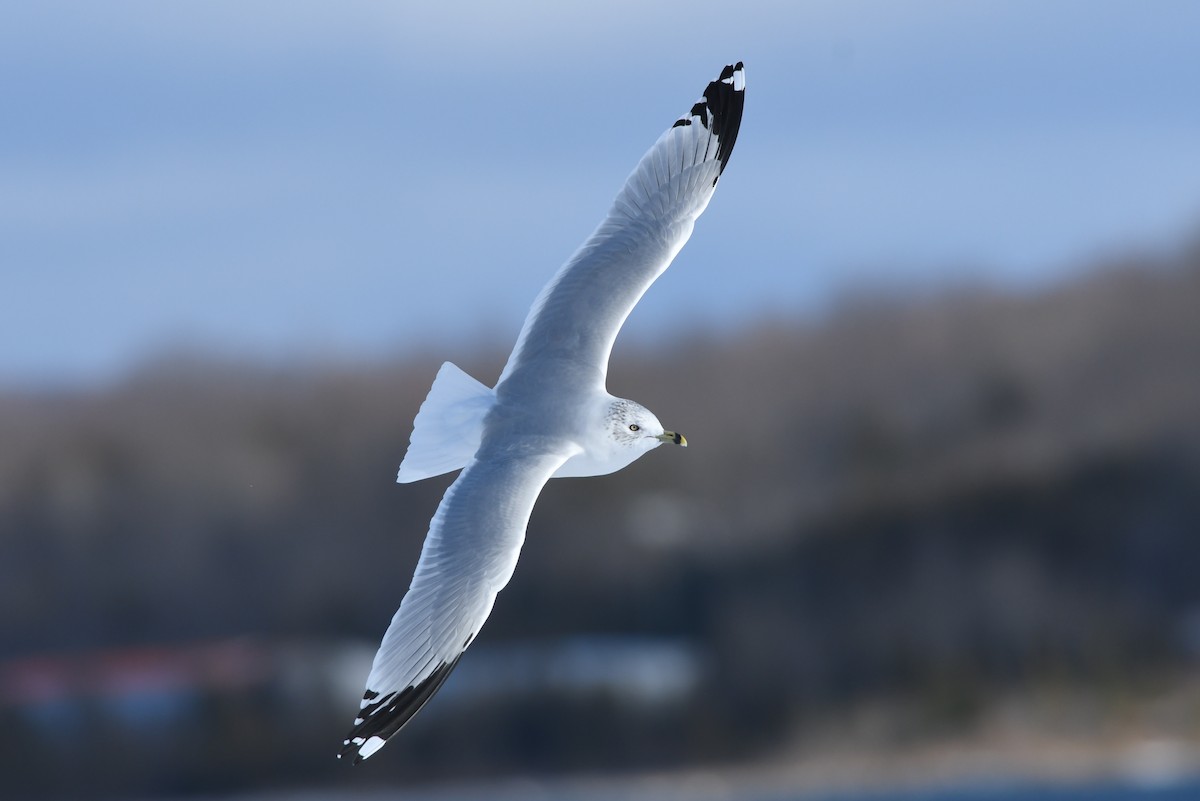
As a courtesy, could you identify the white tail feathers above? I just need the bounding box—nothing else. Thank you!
[397,362,494,483]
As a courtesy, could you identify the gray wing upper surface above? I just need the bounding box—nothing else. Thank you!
[497,62,745,391]
[341,447,571,762]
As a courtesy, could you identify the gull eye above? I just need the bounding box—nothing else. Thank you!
[629,424,640,432]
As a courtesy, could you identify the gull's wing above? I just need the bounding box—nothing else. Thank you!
[341,447,573,763]
[496,62,745,390]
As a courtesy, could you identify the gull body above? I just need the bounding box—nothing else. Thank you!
[341,62,745,763]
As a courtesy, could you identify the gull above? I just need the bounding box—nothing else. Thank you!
[341,62,745,763]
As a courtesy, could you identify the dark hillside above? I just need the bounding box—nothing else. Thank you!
[2,246,1199,796]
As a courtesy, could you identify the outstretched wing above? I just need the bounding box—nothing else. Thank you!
[496,62,745,391]
[341,447,572,763]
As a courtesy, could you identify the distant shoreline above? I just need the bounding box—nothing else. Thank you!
[194,724,1200,801]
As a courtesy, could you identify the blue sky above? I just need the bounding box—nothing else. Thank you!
[3,1,1200,387]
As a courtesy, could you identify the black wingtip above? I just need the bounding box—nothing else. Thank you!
[338,656,463,764]
[705,62,745,176]
[671,63,745,179]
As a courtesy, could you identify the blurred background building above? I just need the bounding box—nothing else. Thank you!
[2,2,1200,799]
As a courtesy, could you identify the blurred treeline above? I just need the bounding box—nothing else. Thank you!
[3,242,1200,798]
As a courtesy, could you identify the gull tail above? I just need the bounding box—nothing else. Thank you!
[397,362,493,483]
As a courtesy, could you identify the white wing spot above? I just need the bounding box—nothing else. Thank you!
[359,736,387,759]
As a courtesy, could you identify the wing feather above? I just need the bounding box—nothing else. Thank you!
[497,63,745,390]
[341,447,571,763]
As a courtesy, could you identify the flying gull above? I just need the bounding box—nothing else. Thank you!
[341,62,746,763]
